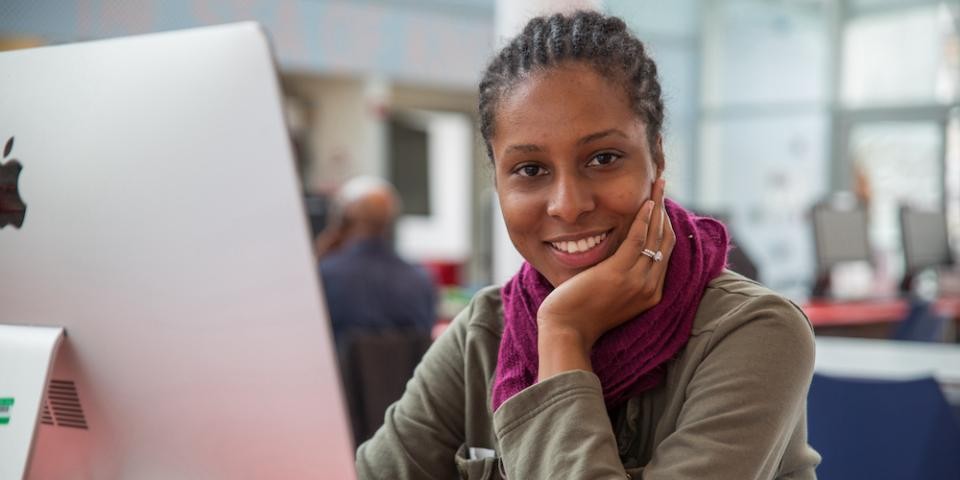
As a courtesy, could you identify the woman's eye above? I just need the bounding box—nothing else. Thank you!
[587,152,621,167]
[515,164,546,177]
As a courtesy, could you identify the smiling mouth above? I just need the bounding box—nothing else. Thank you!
[548,231,610,254]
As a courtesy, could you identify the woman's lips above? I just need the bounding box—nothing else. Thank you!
[546,230,614,269]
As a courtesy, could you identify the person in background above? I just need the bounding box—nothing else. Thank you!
[357,11,819,479]
[318,176,437,353]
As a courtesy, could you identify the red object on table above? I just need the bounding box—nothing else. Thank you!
[803,299,908,327]
[803,297,960,327]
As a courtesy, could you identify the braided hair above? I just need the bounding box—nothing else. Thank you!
[478,11,665,164]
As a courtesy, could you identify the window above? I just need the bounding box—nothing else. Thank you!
[843,3,959,106]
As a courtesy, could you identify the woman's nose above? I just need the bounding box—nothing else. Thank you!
[546,174,595,224]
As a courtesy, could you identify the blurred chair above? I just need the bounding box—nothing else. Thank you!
[892,298,950,342]
[807,373,960,480]
[339,329,432,446]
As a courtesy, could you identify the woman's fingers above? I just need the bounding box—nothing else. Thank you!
[623,199,656,261]
[654,195,675,261]
[607,178,669,272]
[644,178,666,249]
[632,189,675,305]
[648,201,676,280]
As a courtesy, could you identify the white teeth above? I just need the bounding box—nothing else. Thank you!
[551,232,607,254]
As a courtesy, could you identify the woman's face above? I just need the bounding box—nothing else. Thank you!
[491,62,661,287]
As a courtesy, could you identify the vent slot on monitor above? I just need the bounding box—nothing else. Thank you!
[44,379,88,429]
[40,401,54,425]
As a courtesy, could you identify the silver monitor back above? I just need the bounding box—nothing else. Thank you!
[0,23,356,479]
[812,204,872,269]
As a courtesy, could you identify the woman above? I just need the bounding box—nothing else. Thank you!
[357,11,820,479]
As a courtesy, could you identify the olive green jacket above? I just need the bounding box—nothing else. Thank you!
[356,271,821,479]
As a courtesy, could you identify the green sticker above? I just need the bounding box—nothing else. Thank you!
[0,398,12,426]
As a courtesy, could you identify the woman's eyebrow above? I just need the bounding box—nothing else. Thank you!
[504,129,628,155]
[504,143,543,155]
[578,129,628,146]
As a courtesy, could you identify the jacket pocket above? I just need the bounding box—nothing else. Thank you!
[454,444,503,479]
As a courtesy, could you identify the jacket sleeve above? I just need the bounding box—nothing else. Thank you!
[642,295,819,479]
[355,302,471,479]
[493,370,628,479]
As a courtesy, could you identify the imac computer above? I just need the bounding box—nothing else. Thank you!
[0,24,356,478]
[810,200,872,298]
[900,206,955,291]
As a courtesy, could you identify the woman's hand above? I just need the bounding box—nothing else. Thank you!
[536,179,676,381]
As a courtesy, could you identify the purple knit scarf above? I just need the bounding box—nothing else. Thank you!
[491,199,729,412]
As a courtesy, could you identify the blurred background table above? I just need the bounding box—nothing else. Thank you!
[804,297,960,339]
[815,336,960,406]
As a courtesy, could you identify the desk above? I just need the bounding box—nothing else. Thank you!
[803,297,960,339]
[815,337,960,405]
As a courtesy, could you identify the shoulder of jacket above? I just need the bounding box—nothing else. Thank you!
[692,270,811,337]
[446,285,504,340]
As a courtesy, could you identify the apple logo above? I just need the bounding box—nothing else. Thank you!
[0,136,27,229]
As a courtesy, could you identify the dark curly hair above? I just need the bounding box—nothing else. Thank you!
[478,11,665,165]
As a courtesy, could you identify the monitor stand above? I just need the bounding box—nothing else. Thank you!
[0,324,65,480]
